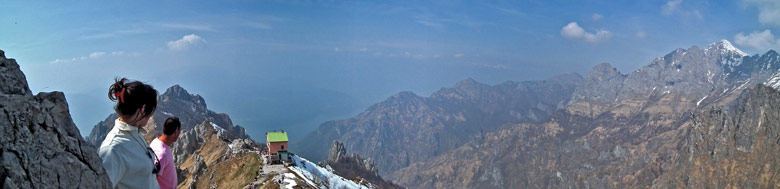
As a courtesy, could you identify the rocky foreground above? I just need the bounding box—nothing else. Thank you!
[0,50,111,188]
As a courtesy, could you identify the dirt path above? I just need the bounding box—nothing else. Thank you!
[244,154,289,189]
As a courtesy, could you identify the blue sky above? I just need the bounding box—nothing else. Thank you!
[2,0,780,142]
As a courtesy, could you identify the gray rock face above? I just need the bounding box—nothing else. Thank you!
[0,50,32,96]
[322,141,400,189]
[666,84,780,188]
[170,123,205,165]
[191,155,207,177]
[326,141,378,175]
[228,138,256,154]
[569,62,626,103]
[0,50,111,188]
[328,141,347,163]
[187,154,207,189]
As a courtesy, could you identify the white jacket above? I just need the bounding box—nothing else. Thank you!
[99,119,160,189]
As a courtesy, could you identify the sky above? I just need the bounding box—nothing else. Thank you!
[2,0,780,142]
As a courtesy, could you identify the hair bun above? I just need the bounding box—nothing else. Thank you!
[108,77,127,101]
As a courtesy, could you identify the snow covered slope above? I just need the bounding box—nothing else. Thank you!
[289,155,372,189]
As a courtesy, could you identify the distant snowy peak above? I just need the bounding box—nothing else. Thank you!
[760,52,780,89]
[702,39,748,70]
[705,39,748,57]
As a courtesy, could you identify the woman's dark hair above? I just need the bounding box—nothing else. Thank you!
[108,77,158,122]
[162,117,181,135]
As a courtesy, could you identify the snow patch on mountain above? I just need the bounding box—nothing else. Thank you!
[697,95,709,106]
[764,72,780,89]
[209,121,227,138]
[289,155,371,189]
[281,173,299,189]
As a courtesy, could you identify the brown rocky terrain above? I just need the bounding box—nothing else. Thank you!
[176,121,262,189]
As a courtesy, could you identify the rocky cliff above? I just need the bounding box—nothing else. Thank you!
[671,84,780,188]
[0,50,112,188]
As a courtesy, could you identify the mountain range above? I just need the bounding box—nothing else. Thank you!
[299,40,780,188]
[296,72,582,177]
[4,38,780,188]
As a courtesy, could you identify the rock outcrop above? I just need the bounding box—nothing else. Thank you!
[0,50,111,188]
[326,141,378,177]
[189,155,206,182]
[170,122,205,165]
[321,141,401,189]
[229,138,256,154]
[327,141,348,163]
[174,120,260,189]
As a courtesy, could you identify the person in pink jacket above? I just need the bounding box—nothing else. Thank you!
[150,117,182,189]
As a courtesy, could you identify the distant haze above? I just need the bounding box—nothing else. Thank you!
[1,0,777,141]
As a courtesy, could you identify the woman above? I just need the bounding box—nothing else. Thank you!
[98,77,160,188]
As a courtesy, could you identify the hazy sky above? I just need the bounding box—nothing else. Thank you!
[2,0,779,142]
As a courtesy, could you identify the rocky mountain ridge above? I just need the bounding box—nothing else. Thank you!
[395,83,780,188]
[298,40,780,188]
[392,40,780,188]
[297,73,583,177]
[174,120,260,188]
